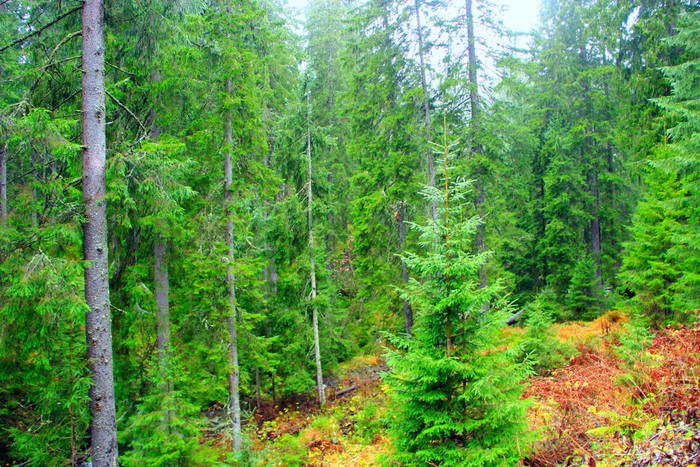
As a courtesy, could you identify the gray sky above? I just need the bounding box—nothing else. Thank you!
[500,0,541,33]
[286,0,542,33]
[288,0,543,86]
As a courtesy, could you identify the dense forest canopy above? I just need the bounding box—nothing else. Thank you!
[1,0,699,465]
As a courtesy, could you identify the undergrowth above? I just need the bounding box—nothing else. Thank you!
[231,355,393,466]
[200,312,700,467]
[524,310,700,466]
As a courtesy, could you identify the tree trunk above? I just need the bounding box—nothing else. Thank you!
[30,151,38,227]
[414,0,437,223]
[476,180,487,290]
[269,247,278,285]
[271,372,276,405]
[398,203,413,335]
[307,91,326,407]
[224,76,242,451]
[150,74,173,431]
[49,152,58,225]
[466,0,488,292]
[1,144,6,227]
[81,1,119,465]
[589,170,602,285]
[154,236,172,429]
[466,0,479,129]
[255,367,262,408]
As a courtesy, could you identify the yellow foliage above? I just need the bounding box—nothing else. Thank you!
[555,310,629,345]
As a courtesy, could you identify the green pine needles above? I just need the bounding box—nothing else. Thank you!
[385,149,531,466]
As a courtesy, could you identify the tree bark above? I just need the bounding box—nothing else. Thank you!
[81,0,119,465]
[414,0,437,223]
[30,151,38,227]
[398,203,413,335]
[154,236,172,429]
[1,144,6,227]
[49,151,58,225]
[307,91,326,407]
[150,75,173,430]
[466,0,488,292]
[255,367,262,408]
[589,170,602,285]
[580,40,603,290]
[476,180,487,290]
[224,76,242,451]
[271,372,276,405]
[466,0,479,130]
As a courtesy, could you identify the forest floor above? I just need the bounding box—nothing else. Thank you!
[523,312,700,466]
[204,312,700,466]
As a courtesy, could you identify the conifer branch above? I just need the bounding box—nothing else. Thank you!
[106,62,136,77]
[0,5,83,54]
[105,90,148,136]
[39,54,80,71]
[52,89,81,111]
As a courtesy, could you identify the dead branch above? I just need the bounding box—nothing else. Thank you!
[0,5,83,54]
[105,90,148,136]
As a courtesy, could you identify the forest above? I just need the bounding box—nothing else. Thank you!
[1,0,699,465]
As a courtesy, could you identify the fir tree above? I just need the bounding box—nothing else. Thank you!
[623,7,700,319]
[386,142,530,466]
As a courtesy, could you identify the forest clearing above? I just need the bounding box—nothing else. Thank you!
[1,0,700,465]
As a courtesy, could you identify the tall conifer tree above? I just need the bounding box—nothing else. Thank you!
[82,0,119,463]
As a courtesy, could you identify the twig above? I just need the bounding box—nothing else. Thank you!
[0,6,83,54]
[517,432,524,465]
[561,426,597,462]
[52,89,81,111]
[106,61,136,77]
[39,54,80,71]
[245,237,262,250]
[105,90,148,135]
[48,30,81,62]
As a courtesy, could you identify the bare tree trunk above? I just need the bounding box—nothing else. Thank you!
[81,1,119,465]
[30,151,38,227]
[466,0,488,292]
[271,372,276,405]
[398,203,413,335]
[255,367,262,408]
[466,0,479,129]
[149,76,173,432]
[224,76,242,451]
[589,170,602,285]
[1,144,6,227]
[414,0,437,223]
[49,152,58,225]
[154,236,172,428]
[307,92,326,407]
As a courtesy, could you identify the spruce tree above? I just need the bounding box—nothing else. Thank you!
[622,8,700,318]
[512,0,635,312]
[386,141,530,466]
[82,0,119,463]
[345,0,421,336]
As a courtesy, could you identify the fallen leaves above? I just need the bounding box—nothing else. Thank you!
[524,322,700,467]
